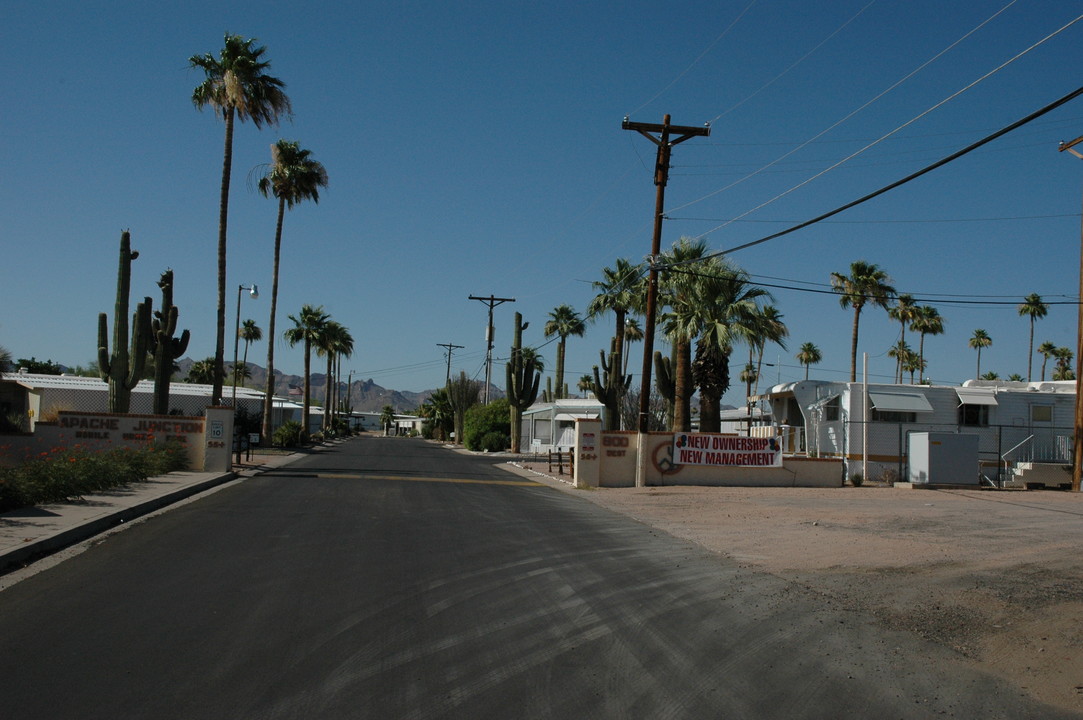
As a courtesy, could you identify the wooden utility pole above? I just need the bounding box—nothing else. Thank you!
[469,295,515,403]
[622,115,710,433]
[1058,135,1083,492]
[437,342,465,386]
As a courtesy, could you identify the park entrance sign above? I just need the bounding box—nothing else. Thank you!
[672,433,783,468]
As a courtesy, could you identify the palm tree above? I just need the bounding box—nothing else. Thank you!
[658,238,712,431]
[830,261,896,382]
[1038,341,1058,382]
[587,258,645,411]
[1053,346,1075,381]
[577,374,593,397]
[0,345,11,373]
[903,350,926,384]
[237,319,262,392]
[256,139,329,441]
[380,404,396,436]
[622,317,644,376]
[284,304,329,440]
[969,329,992,379]
[796,342,822,380]
[185,357,218,385]
[190,34,291,405]
[1018,293,1048,381]
[910,306,944,380]
[887,340,912,385]
[543,304,585,400]
[751,305,787,395]
[888,294,920,382]
[316,320,353,431]
[666,256,768,432]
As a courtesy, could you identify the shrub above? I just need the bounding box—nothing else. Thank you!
[850,472,864,487]
[478,430,509,453]
[463,398,510,451]
[272,420,305,448]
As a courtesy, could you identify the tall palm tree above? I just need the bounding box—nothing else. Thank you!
[256,140,329,441]
[622,317,644,376]
[1018,293,1048,381]
[1053,347,1076,381]
[969,329,992,379]
[284,304,329,440]
[316,321,353,431]
[543,304,585,400]
[185,358,219,385]
[1038,340,1058,382]
[190,34,291,405]
[888,294,920,382]
[577,374,593,397]
[658,238,713,431]
[887,340,912,385]
[237,319,262,391]
[665,256,768,433]
[795,342,821,380]
[751,305,787,395]
[380,404,396,436]
[587,258,645,409]
[830,261,896,382]
[910,306,944,381]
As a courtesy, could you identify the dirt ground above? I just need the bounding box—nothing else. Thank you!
[511,462,1083,715]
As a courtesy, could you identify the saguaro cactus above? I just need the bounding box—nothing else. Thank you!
[98,230,152,413]
[150,269,191,415]
[506,312,540,452]
[590,338,630,431]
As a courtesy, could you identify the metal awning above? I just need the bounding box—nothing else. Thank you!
[868,391,934,413]
[554,412,599,422]
[955,387,998,406]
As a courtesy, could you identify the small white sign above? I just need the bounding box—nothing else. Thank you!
[209,420,225,439]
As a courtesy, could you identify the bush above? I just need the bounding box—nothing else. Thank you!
[463,398,510,451]
[0,441,189,513]
[850,472,864,487]
[478,430,509,452]
[272,420,305,448]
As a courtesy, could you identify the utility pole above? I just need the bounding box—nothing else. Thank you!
[622,114,710,433]
[437,342,465,386]
[1058,135,1083,492]
[469,295,515,403]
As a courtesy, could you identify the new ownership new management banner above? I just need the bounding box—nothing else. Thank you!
[673,433,783,467]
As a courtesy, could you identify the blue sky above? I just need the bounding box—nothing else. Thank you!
[4,0,1083,409]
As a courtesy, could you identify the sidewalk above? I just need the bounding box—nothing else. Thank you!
[0,450,305,575]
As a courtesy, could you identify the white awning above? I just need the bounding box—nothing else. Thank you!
[554,412,599,422]
[955,387,998,406]
[868,391,934,413]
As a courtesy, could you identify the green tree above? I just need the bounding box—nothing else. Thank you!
[1037,340,1058,382]
[622,316,644,376]
[380,404,396,436]
[1053,346,1075,381]
[185,357,219,384]
[463,398,511,451]
[830,261,896,382]
[13,358,63,375]
[256,139,328,442]
[796,342,822,380]
[316,320,353,431]
[0,346,11,373]
[750,304,787,395]
[658,238,712,431]
[190,33,291,406]
[888,294,920,382]
[910,306,944,381]
[543,304,585,400]
[1018,293,1048,382]
[887,340,912,385]
[240,319,262,370]
[587,258,645,418]
[969,329,992,379]
[284,304,329,440]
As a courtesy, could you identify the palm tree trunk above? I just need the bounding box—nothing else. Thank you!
[261,196,286,442]
[303,340,311,440]
[323,352,333,431]
[673,339,692,432]
[804,362,810,380]
[976,348,981,379]
[1028,319,1035,381]
[213,107,235,405]
[918,333,926,383]
[555,339,566,400]
[849,306,862,382]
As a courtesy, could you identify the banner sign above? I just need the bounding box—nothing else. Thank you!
[672,433,783,467]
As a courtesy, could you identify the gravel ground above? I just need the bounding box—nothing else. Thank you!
[510,462,1083,715]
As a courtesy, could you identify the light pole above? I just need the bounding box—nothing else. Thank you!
[1059,136,1083,493]
[232,284,259,408]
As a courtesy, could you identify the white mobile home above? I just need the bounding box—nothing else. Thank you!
[519,399,605,453]
[757,379,1074,485]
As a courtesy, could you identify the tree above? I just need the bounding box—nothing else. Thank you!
[380,404,396,436]
[981,371,1000,381]
[1053,347,1075,381]
[284,304,329,440]
[830,261,896,382]
[256,139,329,442]
[13,357,63,375]
[888,294,920,382]
[1038,341,1058,382]
[587,258,645,420]
[0,346,11,373]
[543,304,585,400]
[190,34,291,406]
[750,304,787,395]
[969,329,992,379]
[622,316,644,376]
[316,320,353,431]
[796,342,822,380]
[1018,293,1048,382]
[903,350,926,384]
[887,340,912,385]
[185,357,219,384]
[658,238,712,432]
[577,375,593,396]
[910,306,944,381]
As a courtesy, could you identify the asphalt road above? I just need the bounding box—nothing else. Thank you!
[0,437,1073,719]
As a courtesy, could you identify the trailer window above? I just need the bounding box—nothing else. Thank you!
[959,404,989,427]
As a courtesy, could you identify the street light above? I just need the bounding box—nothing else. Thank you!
[232,284,259,408]
[1058,136,1083,493]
